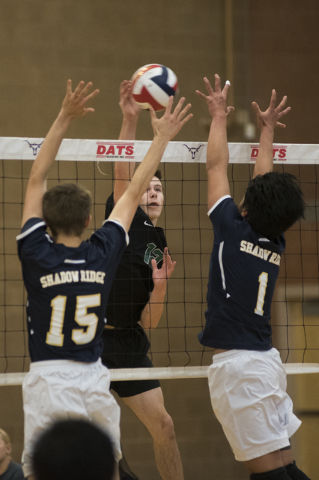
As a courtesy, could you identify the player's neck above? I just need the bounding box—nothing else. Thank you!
[55,233,83,248]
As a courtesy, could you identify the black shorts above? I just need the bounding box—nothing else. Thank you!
[101,324,160,398]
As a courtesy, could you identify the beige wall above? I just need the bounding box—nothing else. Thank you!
[0,1,319,479]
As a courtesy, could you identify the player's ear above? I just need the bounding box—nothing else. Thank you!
[85,214,92,228]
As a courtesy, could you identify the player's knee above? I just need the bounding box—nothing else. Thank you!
[157,412,176,442]
[250,466,291,479]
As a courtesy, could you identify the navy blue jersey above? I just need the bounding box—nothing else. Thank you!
[104,193,167,327]
[199,196,285,350]
[17,217,128,362]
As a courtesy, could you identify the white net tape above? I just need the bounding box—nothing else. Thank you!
[1,137,319,163]
[1,364,319,386]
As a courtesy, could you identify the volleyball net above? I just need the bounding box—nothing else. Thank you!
[1,138,319,385]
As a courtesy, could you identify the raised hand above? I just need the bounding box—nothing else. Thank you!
[119,80,141,120]
[149,96,193,140]
[61,80,99,119]
[196,74,234,117]
[151,248,176,290]
[252,90,291,130]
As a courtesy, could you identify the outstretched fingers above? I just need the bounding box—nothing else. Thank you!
[252,101,262,116]
[73,80,86,96]
[195,89,207,100]
[204,76,215,95]
[66,79,73,95]
[164,95,175,116]
[172,96,186,117]
[180,109,193,126]
[79,81,93,98]
[276,96,290,117]
[269,89,277,110]
[178,101,192,120]
[119,80,132,99]
[149,104,157,122]
[82,87,100,104]
[278,106,291,118]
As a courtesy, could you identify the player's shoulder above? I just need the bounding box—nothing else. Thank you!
[16,217,50,257]
[17,217,47,240]
[91,219,129,253]
[208,195,240,227]
[208,195,235,218]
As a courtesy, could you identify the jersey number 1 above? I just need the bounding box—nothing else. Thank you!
[254,272,268,316]
[46,294,101,347]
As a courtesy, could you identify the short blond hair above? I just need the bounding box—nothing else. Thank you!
[0,429,10,445]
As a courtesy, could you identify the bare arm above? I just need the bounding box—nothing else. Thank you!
[196,75,234,211]
[140,248,176,329]
[21,80,99,227]
[109,96,193,233]
[113,80,141,203]
[252,90,291,178]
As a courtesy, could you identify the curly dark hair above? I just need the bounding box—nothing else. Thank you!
[242,172,305,240]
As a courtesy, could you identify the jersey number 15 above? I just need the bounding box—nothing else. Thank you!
[46,294,101,347]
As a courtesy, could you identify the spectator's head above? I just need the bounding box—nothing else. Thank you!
[0,429,12,465]
[32,419,115,480]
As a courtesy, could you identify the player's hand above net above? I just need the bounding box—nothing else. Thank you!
[149,96,193,141]
[196,74,234,118]
[119,80,141,121]
[252,89,291,131]
[60,80,100,119]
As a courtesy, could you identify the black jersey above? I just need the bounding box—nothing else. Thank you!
[104,193,167,327]
[17,217,128,362]
[199,196,285,351]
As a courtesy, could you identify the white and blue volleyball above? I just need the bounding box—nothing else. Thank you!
[131,64,179,111]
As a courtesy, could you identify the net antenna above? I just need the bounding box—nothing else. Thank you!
[1,137,319,386]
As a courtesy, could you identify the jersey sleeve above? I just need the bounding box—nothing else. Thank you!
[90,219,129,254]
[16,217,49,260]
[208,195,241,242]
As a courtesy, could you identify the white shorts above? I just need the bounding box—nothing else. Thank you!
[208,348,301,462]
[22,358,121,478]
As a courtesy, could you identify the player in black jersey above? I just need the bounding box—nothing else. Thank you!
[101,81,184,480]
[17,79,192,479]
[196,75,309,480]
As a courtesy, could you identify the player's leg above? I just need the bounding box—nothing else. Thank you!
[101,328,140,480]
[280,445,311,480]
[245,450,289,477]
[85,361,122,464]
[208,350,305,480]
[22,361,97,478]
[122,387,184,480]
[117,454,139,480]
[101,326,184,480]
[244,448,311,479]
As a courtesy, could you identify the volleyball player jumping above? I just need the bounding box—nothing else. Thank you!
[101,80,184,480]
[17,79,192,479]
[197,74,309,480]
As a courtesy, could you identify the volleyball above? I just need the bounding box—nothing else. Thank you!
[131,64,179,111]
